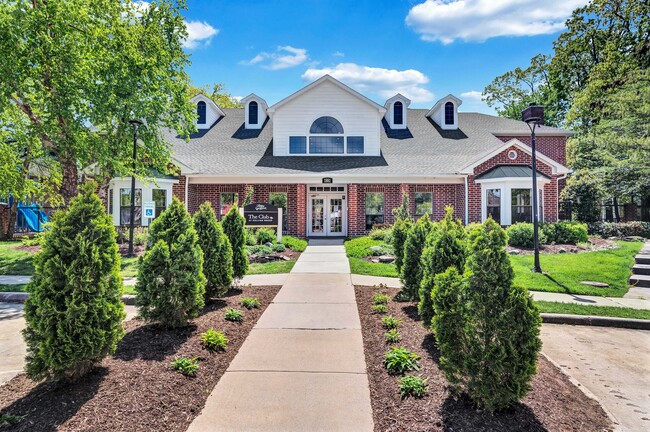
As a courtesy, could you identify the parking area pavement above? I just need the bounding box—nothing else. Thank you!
[541,324,650,432]
[0,304,138,386]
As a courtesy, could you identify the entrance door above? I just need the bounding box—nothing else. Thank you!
[308,194,347,236]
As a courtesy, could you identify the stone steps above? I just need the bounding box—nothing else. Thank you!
[632,264,650,276]
[629,242,650,288]
[630,274,650,288]
[636,255,650,265]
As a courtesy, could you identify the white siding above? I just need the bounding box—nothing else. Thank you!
[199,102,221,130]
[272,80,383,156]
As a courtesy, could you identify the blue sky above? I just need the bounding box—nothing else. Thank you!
[179,0,588,114]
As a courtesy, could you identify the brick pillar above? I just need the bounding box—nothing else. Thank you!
[348,184,359,236]
[296,184,307,238]
[172,176,186,203]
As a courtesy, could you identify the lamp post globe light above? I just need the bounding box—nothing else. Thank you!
[522,103,544,273]
[128,119,144,258]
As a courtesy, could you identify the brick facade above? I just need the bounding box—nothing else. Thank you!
[497,135,567,167]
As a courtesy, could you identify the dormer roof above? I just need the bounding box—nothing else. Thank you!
[190,94,225,118]
[383,93,411,109]
[426,94,462,118]
[241,93,268,111]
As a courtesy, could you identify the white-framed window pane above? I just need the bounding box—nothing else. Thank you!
[347,136,364,154]
[486,188,501,224]
[365,193,384,230]
[309,136,344,154]
[220,193,238,217]
[119,188,142,225]
[414,192,432,217]
[289,136,306,154]
[152,189,167,218]
[511,189,531,223]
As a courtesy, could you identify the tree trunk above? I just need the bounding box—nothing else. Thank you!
[613,196,621,222]
[0,201,18,240]
[60,155,79,204]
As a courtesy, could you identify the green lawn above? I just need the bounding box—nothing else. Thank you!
[247,259,297,275]
[120,257,140,277]
[0,284,28,292]
[511,241,642,297]
[0,242,35,275]
[535,300,650,320]
[349,257,399,278]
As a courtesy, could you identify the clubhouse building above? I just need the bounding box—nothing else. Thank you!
[107,75,572,238]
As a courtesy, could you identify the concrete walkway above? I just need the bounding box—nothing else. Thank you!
[350,275,650,310]
[187,244,374,432]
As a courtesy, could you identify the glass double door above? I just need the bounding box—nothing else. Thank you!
[309,195,346,236]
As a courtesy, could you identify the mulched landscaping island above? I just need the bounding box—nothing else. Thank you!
[355,285,614,432]
[0,285,280,432]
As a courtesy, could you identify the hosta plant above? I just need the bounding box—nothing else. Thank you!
[241,297,261,309]
[201,329,228,351]
[384,347,420,375]
[225,308,244,322]
[384,329,402,343]
[381,315,402,330]
[372,293,390,305]
[371,304,388,314]
[399,375,429,398]
[171,357,199,376]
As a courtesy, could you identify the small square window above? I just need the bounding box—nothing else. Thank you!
[347,136,364,154]
[290,136,306,154]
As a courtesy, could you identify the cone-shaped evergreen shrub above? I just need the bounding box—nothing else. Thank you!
[194,202,233,299]
[222,205,248,280]
[432,219,542,411]
[23,182,125,382]
[391,217,412,275]
[399,214,433,301]
[136,197,205,327]
[418,206,466,327]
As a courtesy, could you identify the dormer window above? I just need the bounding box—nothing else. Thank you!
[249,101,258,125]
[445,102,454,125]
[394,101,403,125]
[197,101,206,124]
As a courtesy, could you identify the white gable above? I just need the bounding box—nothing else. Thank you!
[241,93,268,130]
[384,93,411,130]
[190,94,224,130]
[427,94,462,130]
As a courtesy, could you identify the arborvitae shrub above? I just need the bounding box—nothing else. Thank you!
[136,197,205,328]
[194,202,233,299]
[399,214,433,301]
[222,205,249,280]
[23,182,125,382]
[391,218,412,274]
[432,219,542,411]
[418,206,466,327]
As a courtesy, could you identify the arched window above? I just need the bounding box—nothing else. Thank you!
[197,101,206,124]
[393,101,403,125]
[249,101,259,125]
[310,116,344,134]
[444,102,454,125]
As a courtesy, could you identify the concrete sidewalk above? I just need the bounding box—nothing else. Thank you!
[187,245,374,432]
[350,274,650,310]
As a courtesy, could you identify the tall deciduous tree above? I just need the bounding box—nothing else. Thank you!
[188,82,243,108]
[0,0,196,206]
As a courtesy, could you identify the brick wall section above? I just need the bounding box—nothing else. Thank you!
[497,135,567,167]
[467,145,559,223]
[296,184,306,238]
[172,175,186,203]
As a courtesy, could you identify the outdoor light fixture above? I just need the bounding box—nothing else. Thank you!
[522,103,544,273]
[127,119,144,258]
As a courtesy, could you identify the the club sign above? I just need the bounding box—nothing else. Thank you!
[243,203,278,226]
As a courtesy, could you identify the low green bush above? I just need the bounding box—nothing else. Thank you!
[587,221,650,238]
[372,292,390,305]
[399,375,428,398]
[384,347,420,375]
[200,329,228,351]
[134,231,148,246]
[372,304,388,314]
[506,223,547,248]
[384,328,401,343]
[369,226,392,243]
[541,221,588,244]
[225,308,244,322]
[247,245,274,255]
[344,237,386,258]
[245,229,257,246]
[0,413,24,427]
[171,357,199,376]
[272,243,286,253]
[256,228,276,244]
[241,297,261,309]
[381,315,402,329]
[282,236,308,252]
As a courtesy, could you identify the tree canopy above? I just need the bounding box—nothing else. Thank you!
[188,82,243,108]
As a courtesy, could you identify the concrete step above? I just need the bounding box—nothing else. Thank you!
[632,264,650,276]
[630,274,650,288]
[635,255,650,265]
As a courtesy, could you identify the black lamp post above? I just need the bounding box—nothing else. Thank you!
[127,119,143,258]
[522,103,544,273]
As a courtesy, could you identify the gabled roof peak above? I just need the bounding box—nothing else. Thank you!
[384,93,411,109]
[241,93,268,110]
[190,93,225,118]
[426,94,462,118]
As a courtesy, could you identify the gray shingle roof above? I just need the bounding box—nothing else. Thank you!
[167,108,570,177]
[475,165,550,180]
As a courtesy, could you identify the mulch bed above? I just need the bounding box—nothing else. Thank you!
[118,243,145,257]
[0,285,280,431]
[507,237,616,255]
[355,285,614,432]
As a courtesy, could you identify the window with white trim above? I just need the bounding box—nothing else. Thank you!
[220,193,238,218]
[365,193,384,230]
[486,189,501,224]
[414,192,432,217]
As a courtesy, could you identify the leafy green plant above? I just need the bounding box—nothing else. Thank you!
[384,347,420,375]
[200,329,228,351]
[255,228,276,244]
[384,329,401,343]
[369,227,392,242]
[282,236,307,252]
[506,223,548,248]
[171,356,199,376]
[194,202,233,300]
[23,182,125,382]
[344,237,387,258]
[133,231,148,246]
[241,297,261,309]
[371,304,388,314]
[0,412,25,427]
[399,375,429,398]
[272,243,286,253]
[245,228,258,246]
[247,245,274,255]
[381,315,402,329]
[225,308,244,322]
[372,292,390,305]
[136,198,205,328]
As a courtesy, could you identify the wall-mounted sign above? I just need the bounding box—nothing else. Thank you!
[322,177,333,184]
[243,202,278,226]
[143,201,155,218]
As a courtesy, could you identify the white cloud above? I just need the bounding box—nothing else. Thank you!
[333,51,345,57]
[302,63,434,103]
[183,21,219,49]
[241,46,309,70]
[406,0,589,43]
[460,90,484,102]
